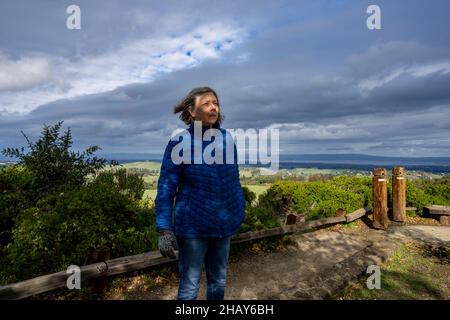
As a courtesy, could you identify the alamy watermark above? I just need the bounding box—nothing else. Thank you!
[367,4,381,30]
[366,265,381,290]
[169,121,279,175]
[66,5,81,30]
[66,265,81,290]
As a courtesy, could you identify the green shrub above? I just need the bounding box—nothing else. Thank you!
[242,186,256,207]
[0,170,157,285]
[92,167,145,202]
[256,175,449,220]
[404,177,450,215]
[328,176,372,207]
[239,206,281,233]
[0,165,34,246]
[414,176,450,203]
[238,185,280,233]
[1,121,116,203]
[257,176,370,221]
[0,122,157,285]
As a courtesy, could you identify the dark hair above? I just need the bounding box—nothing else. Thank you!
[173,87,224,125]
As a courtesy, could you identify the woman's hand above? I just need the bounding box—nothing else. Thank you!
[158,230,178,259]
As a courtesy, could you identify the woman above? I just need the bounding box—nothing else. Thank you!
[155,87,245,300]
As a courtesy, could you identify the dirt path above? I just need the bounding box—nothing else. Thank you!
[137,224,449,300]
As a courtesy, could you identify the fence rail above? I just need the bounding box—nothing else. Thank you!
[425,205,450,225]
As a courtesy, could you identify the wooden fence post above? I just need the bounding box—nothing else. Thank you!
[85,246,110,294]
[285,213,298,225]
[372,168,389,230]
[392,166,406,223]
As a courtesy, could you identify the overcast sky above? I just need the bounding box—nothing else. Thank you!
[1,0,449,157]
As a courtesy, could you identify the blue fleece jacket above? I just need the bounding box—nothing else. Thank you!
[155,121,245,238]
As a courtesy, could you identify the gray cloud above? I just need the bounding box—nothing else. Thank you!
[1,0,450,157]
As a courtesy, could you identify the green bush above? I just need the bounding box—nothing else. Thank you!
[93,167,145,202]
[240,206,281,233]
[257,176,370,221]
[0,165,34,246]
[404,177,450,215]
[0,122,159,285]
[255,175,449,220]
[0,169,157,285]
[242,186,256,207]
[1,121,116,203]
[415,176,450,203]
[238,185,280,233]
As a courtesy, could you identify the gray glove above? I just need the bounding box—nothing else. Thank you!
[158,230,178,259]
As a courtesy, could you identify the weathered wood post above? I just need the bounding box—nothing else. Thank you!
[286,213,298,225]
[85,246,111,294]
[372,168,389,230]
[392,166,406,223]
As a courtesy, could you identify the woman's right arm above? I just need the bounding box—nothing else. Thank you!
[155,139,182,232]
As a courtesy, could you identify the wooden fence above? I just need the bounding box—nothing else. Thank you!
[0,208,368,300]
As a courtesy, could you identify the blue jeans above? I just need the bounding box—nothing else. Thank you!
[176,236,231,300]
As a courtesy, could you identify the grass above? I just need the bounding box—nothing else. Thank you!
[120,161,161,171]
[239,169,254,178]
[243,184,271,201]
[142,175,159,183]
[143,189,157,202]
[142,181,271,204]
[342,219,361,229]
[337,242,450,300]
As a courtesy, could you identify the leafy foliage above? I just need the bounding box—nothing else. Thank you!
[242,186,256,207]
[0,165,34,246]
[240,206,281,233]
[258,176,371,220]
[1,121,117,202]
[405,177,450,215]
[256,175,450,221]
[0,169,157,284]
[0,122,152,285]
[240,185,281,232]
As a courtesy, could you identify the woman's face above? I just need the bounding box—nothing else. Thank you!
[189,92,219,126]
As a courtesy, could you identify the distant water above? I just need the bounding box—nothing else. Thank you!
[269,162,450,173]
[3,153,449,174]
[111,159,450,174]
